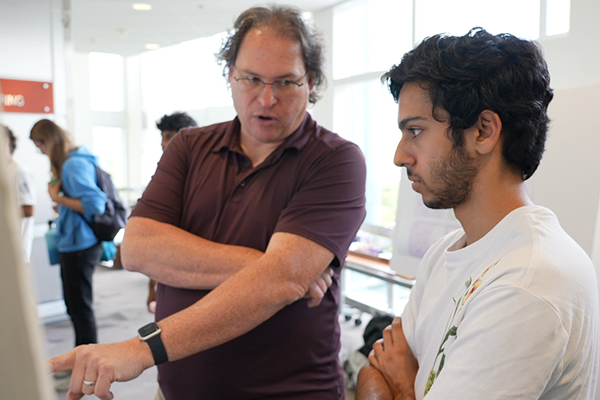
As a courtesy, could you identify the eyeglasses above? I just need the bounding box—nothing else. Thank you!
[232,74,306,99]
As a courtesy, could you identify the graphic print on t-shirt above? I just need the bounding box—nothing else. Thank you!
[424,259,500,395]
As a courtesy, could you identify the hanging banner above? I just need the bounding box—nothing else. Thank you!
[0,78,54,114]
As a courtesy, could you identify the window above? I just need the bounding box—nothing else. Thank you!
[92,126,126,189]
[545,0,570,36]
[138,32,232,186]
[333,0,412,80]
[414,0,541,41]
[333,0,413,259]
[89,52,124,112]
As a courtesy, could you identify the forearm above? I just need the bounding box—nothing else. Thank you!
[22,205,34,218]
[121,217,263,289]
[48,232,335,400]
[356,364,394,400]
[155,233,333,361]
[53,195,85,213]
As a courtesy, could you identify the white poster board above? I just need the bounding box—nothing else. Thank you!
[390,169,461,279]
[0,126,53,400]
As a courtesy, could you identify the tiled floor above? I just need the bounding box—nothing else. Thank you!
[43,265,369,399]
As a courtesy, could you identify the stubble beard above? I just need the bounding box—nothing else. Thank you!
[420,145,478,210]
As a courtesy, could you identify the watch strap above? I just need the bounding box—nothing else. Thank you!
[139,323,168,365]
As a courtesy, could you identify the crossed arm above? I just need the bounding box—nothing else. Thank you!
[356,317,419,400]
[121,216,263,290]
[121,216,333,303]
[49,221,336,400]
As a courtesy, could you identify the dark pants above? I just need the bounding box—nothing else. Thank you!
[59,242,103,347]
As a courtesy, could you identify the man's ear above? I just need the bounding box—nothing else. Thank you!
[475,110,502,155]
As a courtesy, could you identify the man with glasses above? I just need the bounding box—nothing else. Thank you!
[50,5,366,400]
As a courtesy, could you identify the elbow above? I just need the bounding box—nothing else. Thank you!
[120,240,143,273]
[83,201,106,216]
[119,217,156,274]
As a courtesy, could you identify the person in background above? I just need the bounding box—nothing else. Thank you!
[49,5,366,400]
[156,111,197,152]
[356,28,599,400]
[30,119,108,392]
[146,111,198,313]
[2,124,36,265]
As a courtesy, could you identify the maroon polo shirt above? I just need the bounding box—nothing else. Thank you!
[132,113,366,399]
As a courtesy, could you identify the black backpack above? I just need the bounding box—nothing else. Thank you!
[358,315,394,357]
[81,165,128,242]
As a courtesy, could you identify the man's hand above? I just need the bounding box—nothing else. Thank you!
[304,267,334,307]
[369,317,418,400]
[48,338,154,400]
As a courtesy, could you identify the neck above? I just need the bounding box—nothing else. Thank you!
[454,172,533,247]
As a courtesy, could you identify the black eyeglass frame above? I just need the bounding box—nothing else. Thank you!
[232,73,307,97]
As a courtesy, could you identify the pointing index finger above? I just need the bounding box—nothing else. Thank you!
[49,349,76,374]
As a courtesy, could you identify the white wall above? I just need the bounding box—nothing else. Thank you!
[524,0,600,296]
[310,7,335,131]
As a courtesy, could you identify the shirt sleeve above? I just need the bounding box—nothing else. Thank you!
[423,285,568,399]
[131,131,187,225]
[274,142,366,267]
[62,158,107,215]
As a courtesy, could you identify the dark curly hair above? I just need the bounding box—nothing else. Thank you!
[382,27,554,180]
[156,112,197,132]
[2,124,17,154]
[215,4,326,104]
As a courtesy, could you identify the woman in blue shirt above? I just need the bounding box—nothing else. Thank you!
[30,119,106,351]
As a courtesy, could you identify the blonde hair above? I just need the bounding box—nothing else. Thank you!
[30,119,76,178]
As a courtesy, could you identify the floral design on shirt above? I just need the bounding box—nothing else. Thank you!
[424,259,500,396]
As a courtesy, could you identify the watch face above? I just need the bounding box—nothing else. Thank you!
[139,322,158,337]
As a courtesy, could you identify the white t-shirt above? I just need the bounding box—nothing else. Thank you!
[7,161,36,263]
[402,205,599,400]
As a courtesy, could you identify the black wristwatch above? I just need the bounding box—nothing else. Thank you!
[138,322,168,365]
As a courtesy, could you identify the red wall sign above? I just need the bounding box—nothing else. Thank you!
[0,78,54,114]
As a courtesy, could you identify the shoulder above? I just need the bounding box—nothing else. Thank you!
[63,156,91,173]
[62,156,95,177]
[296,125,366,176]
[165,120,234,156]
[179,120,233,142]
[505,206,594,286]
[313,123,363,153]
